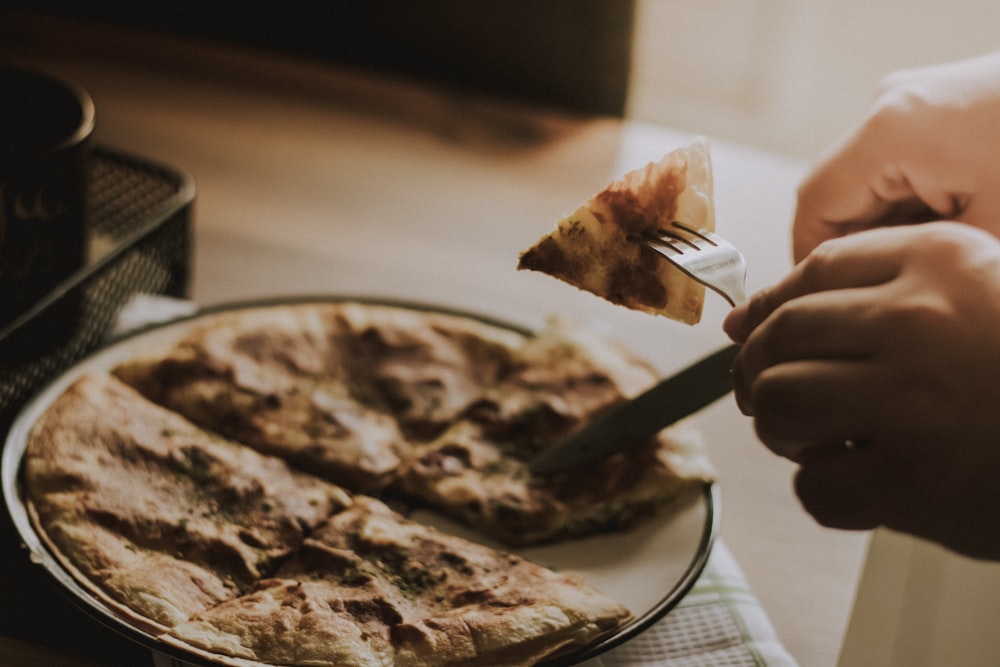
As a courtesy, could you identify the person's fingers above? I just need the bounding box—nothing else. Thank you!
[794,438,950,540]
[730,254,907,416]
[739,288,879,366]
[722,303,752,343]
[745,358,884,459]
[731,291,880,415]
[792,119,911,262]
[725,229,905,345]
[792,108,964,262]
[793,446,891,531]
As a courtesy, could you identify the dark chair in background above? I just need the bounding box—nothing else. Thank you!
[1,0,636,116]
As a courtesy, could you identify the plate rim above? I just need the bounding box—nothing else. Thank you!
[1,294,719,666]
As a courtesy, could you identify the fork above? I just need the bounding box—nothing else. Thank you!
[638,221,748,307]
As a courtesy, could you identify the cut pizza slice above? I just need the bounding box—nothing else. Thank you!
[518,137,715,324]
[114,303,521,494]
[112,303,410,495]
[22,372,351,631]
[393,320,715,546]
[331,301,523,440]
[166,495,632,667]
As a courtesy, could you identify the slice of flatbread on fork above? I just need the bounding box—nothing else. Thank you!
[518,137,715,324]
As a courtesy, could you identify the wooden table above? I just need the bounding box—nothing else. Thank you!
[0,23,870,667]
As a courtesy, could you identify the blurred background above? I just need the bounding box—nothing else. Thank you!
[3,0,999,159]
[628,0,1000,157]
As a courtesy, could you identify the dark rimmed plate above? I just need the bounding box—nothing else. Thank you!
[1,295,719,666]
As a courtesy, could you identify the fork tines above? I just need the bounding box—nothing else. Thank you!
[634,221,747,307]
[647,221,718,254]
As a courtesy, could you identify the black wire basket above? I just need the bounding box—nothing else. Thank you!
[0,146,195,436]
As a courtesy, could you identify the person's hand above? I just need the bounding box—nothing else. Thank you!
[724,222,1000,560]
[794,51,1000,262]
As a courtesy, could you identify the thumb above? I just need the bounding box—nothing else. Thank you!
[722,303,751,343]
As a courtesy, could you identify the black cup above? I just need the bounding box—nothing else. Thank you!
[0,65,94,330]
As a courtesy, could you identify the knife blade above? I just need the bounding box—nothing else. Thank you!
[528,343,740,475]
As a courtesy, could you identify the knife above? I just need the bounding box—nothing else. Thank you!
[528,343,740,475]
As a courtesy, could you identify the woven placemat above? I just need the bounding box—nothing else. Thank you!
[582,541,797,666]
